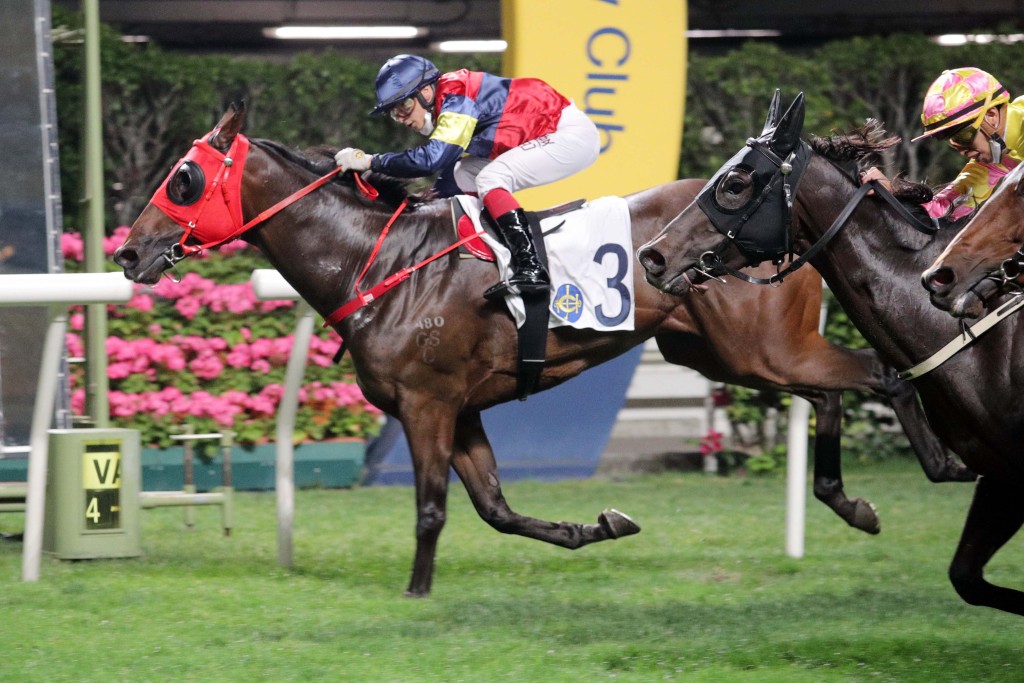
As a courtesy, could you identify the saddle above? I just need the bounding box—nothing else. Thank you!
[450,196,585,400]
[451,198,587,262]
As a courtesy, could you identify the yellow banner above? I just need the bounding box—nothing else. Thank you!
[502,0,686,208]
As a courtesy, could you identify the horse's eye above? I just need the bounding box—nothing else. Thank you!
[714,168,754,211]
[166,161,205,206]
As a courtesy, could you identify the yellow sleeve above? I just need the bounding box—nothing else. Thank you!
[429,111,477,150]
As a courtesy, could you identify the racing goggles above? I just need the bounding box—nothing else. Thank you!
[389,96,417,121]
[938,122,979,149]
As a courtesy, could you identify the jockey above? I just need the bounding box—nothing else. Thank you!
[861,67,1024,221]
[334,54,600,300]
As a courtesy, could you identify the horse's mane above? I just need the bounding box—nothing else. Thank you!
[251,138,416,210]
[808,119,949,226]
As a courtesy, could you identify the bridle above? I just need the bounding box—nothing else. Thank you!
[148,128,378,278]
[695,138,938,287]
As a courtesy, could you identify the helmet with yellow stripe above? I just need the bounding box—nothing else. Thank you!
[912,67,1010,143]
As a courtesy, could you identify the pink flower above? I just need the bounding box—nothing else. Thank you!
[174,296,202,320]
[70,388,85,414]
[127,293,154,313]
[61,232,84,262]
[226,343,251,368]
[65,332,84,358]
[188,354,225,380]
[699,429,724,455]
[107,362,134,379]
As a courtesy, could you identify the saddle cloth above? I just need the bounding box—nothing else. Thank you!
[453,195,635,332]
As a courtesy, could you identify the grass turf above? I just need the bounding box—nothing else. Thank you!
[1,459,1021,682]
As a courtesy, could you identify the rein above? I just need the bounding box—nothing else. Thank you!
[699,180,938,285]
[158,133,380,268]
[153,132,489,345]
[322,214,480,328]
[899,292,1024,379]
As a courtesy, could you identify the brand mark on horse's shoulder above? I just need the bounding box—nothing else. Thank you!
[415,316,445,330]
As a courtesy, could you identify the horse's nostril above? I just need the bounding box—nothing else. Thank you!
[639,248,666,275]
[113,247,138,268]
[931,267,954,288]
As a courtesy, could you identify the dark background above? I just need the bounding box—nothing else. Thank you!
[50,0,1024,58]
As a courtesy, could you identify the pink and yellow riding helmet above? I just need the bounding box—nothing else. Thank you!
[912,67,1009,143]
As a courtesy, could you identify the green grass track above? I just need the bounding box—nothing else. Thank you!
[1,459,1021,682]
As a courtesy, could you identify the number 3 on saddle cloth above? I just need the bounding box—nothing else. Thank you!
[451,195,636,333]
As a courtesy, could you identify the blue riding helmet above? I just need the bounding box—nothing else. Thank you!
[371,54,440,115]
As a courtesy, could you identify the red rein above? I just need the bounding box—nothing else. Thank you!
[149,130,475,330]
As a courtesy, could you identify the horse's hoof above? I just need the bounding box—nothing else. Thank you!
[946,463,978,483]
[850,498,880,535]
[599,508,640,539]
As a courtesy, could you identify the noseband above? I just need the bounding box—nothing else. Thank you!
[147,128,374,277]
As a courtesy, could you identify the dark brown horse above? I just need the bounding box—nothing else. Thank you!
[114,104,960,597]
[637,94,1024,616]
[922,160,1024,317]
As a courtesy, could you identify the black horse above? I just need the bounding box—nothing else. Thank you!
[637,92,1024,617]
[114,103,961,597]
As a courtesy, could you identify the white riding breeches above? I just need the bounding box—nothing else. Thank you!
[452,102,600,199]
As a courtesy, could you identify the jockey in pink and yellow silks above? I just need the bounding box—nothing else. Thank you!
[861,67,1024,221]
[913,67,1024,220]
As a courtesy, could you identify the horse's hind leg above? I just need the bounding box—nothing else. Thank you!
[451,412,640,548]
[948,475,1024,616]
[803,389,880,534]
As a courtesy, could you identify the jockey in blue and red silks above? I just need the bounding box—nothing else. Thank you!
[334,54,600,300]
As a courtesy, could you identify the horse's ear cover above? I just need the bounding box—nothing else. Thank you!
[695,91,811,263]
[770,93,805,155]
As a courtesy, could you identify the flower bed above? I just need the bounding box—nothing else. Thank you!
[64,229,382,449]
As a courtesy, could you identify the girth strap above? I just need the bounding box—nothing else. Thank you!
[514,211,551,400]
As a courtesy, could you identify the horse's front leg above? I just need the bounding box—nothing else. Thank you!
[948,475,1024,616]
[803,390,880,534]
[450,411,640,548]
[399,400,458,597]
[877,370,975,482]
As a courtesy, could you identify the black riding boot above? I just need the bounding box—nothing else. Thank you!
[483,208,550,300]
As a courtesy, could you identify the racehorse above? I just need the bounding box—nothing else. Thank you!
[114,103,961,597]
[922,159,1024,317]
[637,92,1024,617]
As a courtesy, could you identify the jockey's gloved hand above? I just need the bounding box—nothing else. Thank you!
[335,148,372,172]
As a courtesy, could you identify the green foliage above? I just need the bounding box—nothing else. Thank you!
[745,445,787,476]
[681,34,1024,186]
